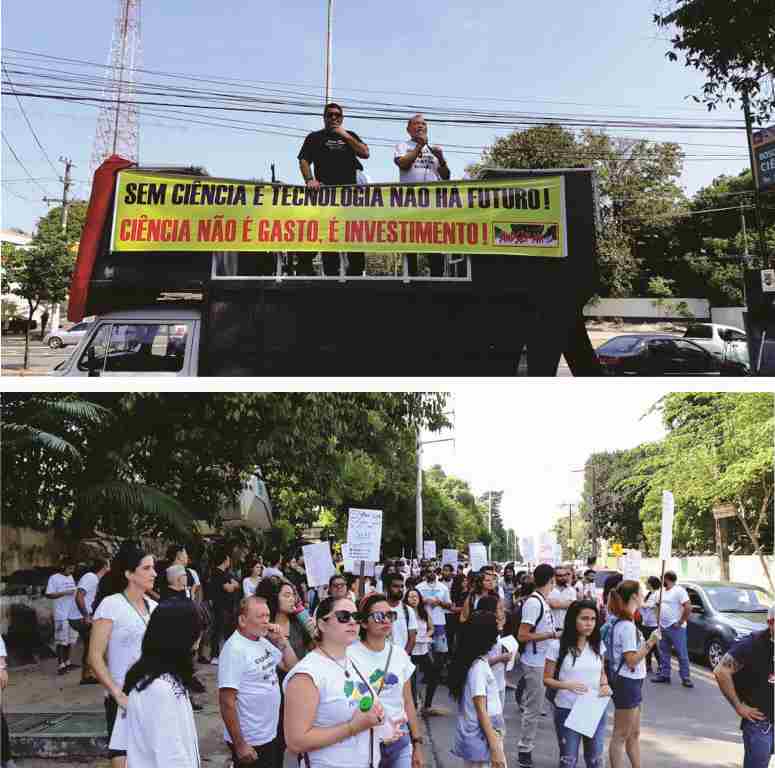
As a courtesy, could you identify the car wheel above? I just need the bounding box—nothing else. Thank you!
[705,636,727,669]
[48,337,63,349]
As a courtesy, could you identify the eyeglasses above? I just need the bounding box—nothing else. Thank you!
[323,610,362,624]
[325,111,343,118]
[368,610,398,624]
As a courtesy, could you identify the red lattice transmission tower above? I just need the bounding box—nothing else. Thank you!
[91,0,142,173]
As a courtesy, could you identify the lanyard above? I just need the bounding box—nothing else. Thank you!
[121,592,150,626]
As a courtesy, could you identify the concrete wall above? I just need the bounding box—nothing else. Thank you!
[639,555,775,591]
[583,298,710,320]
[710,307,746,329]
[0,527,66,577]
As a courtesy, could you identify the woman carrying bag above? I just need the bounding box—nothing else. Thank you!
[349,593,424,768]
[448,611,507,768]
[284,596,384,768]
[543,600,611,768]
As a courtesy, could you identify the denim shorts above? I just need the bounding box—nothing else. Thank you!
[432,625,448,654]
[612,676,643,710]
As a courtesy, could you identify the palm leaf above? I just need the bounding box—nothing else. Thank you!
[80,481,194,537]
[1,423,82,462]
[29,398,113,424]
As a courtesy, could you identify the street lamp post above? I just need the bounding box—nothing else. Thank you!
[416,430,455,562]
[324,0,333,104]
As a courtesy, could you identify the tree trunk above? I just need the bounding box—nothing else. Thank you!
[23,307,33,370]
[737,506,774,592]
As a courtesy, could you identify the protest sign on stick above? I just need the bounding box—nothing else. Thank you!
[302,542,336,587]
[442,549,458,568]
[423,541,437,560]
[656,491,675,627]
[521,537,536,564]
[346,508,383,562]
[469,543,488,572]
[622,550,642,582]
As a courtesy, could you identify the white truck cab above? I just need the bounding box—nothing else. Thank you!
[683,322,749,367]
[52,307,201,377]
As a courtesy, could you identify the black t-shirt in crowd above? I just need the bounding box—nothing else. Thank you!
[730,629,774,725]
[208,568,237,609]
[297,129,364,185]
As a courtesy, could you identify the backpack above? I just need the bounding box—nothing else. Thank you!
[602,618,626,684]
[514,593,545,654]
[545,643,570,705]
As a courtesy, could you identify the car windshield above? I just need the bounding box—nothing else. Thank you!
[704,585,772,612]
[684,325,712,339]
[599,337,643,354]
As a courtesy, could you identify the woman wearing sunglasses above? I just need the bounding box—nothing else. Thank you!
[284,596,385,768]
[349,593,424,768]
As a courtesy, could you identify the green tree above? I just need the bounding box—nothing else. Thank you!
[1,233,75,369]
[36,201,89,244]
[654,0,775,122]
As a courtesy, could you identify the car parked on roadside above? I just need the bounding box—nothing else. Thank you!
[682,580,772,668]
[683,322,749,367]
[596,333,748,376]
[43,322,93,349]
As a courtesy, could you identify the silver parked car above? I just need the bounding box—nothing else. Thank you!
[44,321,93,349]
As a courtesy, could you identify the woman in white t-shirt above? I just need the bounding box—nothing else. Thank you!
[349,593,423,768]
[242,559,264,598]
[121,600,202,768]
[640,576,662,675]
[284,596,385,768]
[544,600,612,768]
[404,588,436,709]
[477,596,514,709]
[449,611,506,768]
[606,581,661,768]
[90,543,158,768]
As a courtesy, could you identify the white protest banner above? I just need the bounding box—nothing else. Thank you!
[553,543,563,564]
[622,550,642,582]
[302,542,336,587]
[442,549,459,568]
[538,543,555,566]
[346,508,383,562]
[659,491,675,561]
[469,543,488,572]
[423,540,437,560]
[521,537,536,563]
[340,543,375,576]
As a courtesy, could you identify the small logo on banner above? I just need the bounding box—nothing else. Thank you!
[493,222,559,247]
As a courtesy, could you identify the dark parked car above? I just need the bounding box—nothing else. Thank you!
[5,317,38,333]
[682,581,772,668]
[596,334,748,376]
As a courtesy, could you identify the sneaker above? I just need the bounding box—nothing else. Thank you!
[681,679,694,688]
[423,707,450,717]
[210,657,219,665]
[517,752,533,767]
[651,676,671,684]
[57,664,68,676]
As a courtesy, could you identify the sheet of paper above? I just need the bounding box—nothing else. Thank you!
[468,543,487,572]
[564,693,611,738]
[346,508,383,562]
[622,550,642,581]
[423,540,437,559]
[302,542,336,587]
[441,549,458,568]
[499,634,519,672]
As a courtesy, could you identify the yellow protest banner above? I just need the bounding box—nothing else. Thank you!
[109,171,567,257]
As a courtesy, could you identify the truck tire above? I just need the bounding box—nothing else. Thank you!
[48,336,63,349]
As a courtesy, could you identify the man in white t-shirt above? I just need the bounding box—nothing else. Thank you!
[394,113,451,278]
[548,564,578,633]
[516,563,562,767]
[262,552,284,581]
[67,557,110,683]
[385,572,417,654]
[652,570,693,687]
[45,560,78,675]
[417,568,452,714]
[218,595,298,768]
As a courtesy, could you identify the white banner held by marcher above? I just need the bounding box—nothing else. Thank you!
[423,541,437,559]
[622,550,642,582]
[521,537,536,563]
[538,543,555,566]
[659,491,675,561]
[442,549,458,568]
[469,543,488,572]
[302,542,336,587]
[346,508,383,562]
[553,543,563,564]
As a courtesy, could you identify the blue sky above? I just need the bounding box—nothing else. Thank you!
[2,0,753,234]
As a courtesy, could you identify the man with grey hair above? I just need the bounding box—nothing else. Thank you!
[165,564,190,599]
[395,114,451,277]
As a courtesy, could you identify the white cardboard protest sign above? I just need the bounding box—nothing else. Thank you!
[341,543,375,577]
[442,549,459,568]
[469,543,488,572]
[423,540,437,559]
[622,550,642,581]
[659,491,674,561]
[538,543,555,566]
[521,537,536,563]
[302,542,336,587]
[346,508,383,562]
[553,543,563,564]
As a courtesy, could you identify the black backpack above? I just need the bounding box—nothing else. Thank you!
[514,593,545,654]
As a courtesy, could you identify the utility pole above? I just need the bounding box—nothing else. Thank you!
[324,0,334,104]
[416,431,423,562]
[742,91,769,267]
[41,156,75,334]
[488,490,493,562]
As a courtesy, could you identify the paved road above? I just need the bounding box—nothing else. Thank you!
[424,659,748,768]
[2,336,72,375]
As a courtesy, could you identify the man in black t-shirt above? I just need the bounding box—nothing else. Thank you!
[713,603,774,767]
[298,103,369,276]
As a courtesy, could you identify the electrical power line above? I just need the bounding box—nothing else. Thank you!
[1,130,51,196]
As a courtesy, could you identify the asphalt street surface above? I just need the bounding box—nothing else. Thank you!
[424,658,748,768]
[2,335,73,375]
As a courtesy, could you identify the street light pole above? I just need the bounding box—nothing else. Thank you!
[324,0,333,104]
[488,490,492,562]
[416,431,423,561]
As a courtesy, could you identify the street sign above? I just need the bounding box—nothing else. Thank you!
[713,503,738,520]
[610,543,624,558]
[752,125,775,192]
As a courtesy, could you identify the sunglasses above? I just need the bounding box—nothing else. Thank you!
[323,610,362,624]
[368,610,398,624]
[325,112,343,118]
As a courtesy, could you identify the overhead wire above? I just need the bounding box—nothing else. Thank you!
[1,130,51,197]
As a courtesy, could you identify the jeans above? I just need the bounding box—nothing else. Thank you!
[1,710,11,764]
[412,652,440,708]
[228,737,277,768]
[381,734,412,768]
[658,623,690,681]
[742,720,774,768]
[553,705,605,768]
[641,625,661,671]
[517,664,545,753]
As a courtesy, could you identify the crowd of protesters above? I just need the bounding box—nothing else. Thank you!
[5,544,768,768]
